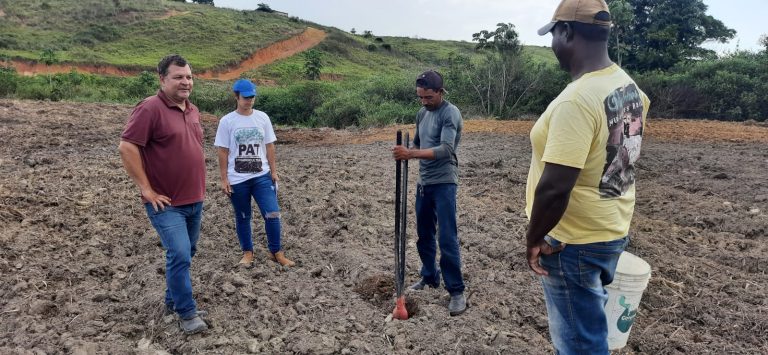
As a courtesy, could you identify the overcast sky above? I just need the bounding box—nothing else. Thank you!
[213,0,765,53]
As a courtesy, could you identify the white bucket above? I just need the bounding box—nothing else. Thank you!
[605,251,652,350]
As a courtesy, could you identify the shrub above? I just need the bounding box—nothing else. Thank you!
[366,44,377,52]
[256,81,338,126]
[634,51,768,121]
[124,71,157,99]
[72,24,122,47]
[47,70,88,101]
[189,80,234,116]
[361,101,414,127]
[313,75,419,128]
[363,74,416,103]
[16,81,52,101]
[256,3,274,12]
[313,92,365,128]
[0,67,18,97]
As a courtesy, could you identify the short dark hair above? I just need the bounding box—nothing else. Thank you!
[157,54,188,76]
[558,18,611,42]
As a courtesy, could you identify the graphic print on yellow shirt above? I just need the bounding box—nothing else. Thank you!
[234,127,264,173]
[526,64,650,244]
[600,83,644,198]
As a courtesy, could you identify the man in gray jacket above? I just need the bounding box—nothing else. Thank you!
[392,70,466,316]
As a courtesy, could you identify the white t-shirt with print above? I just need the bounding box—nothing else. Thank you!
[214,110,277,185]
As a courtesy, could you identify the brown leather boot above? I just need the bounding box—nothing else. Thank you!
[269,251,296,267]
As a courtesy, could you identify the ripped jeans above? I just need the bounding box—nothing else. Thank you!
[230,174,282,254]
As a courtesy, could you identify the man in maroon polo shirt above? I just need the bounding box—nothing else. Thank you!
[118,54,208,335]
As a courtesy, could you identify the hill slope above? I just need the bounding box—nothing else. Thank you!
[0,0,554,81]
[0,0,308,70]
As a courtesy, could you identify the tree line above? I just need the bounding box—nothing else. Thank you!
[439,0,766,121]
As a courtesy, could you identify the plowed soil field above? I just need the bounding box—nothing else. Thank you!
[0,99,766,354]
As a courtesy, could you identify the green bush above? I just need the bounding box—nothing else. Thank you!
[189,80,234,116]
[313,92,365,128]
[124,71,157,99]
[72,24,123,47]
[635,51,768,121]
[312,75,419,128]
[255,81,338,126]
[445,54,569,118]
[16,81,52,101]
[361,101,414,127]
[363,74,416,103]
[0,67,18,97]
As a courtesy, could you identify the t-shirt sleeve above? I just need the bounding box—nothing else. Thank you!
[213,116,230,148]
[439,106,461,146]
[541,100,596,169]
[263,113,277,144]
[433,106,461,160]
[121,103,153,147]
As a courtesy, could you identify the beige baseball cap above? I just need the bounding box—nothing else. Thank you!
[537,0,612,36]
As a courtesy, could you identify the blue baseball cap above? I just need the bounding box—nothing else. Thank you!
[232,79,257,97]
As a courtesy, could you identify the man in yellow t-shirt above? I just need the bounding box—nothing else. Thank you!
[525,0,650,353]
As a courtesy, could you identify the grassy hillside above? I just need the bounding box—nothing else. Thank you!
[0,0,564,125]
[0,0,307,70]
[0,0,554,76]
[251,30,555,84]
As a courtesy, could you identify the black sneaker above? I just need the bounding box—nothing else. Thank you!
[448,293,467,316]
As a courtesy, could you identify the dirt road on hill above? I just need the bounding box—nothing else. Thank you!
[8,27,326,80]
[0,99,766,354]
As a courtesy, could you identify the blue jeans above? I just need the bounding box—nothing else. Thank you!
[540,235,629,355]
[414,183,465,295]
[144,202,203,320]
[230,174,282,254]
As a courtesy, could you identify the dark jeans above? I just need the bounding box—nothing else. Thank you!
[415,183,465,295]
[144,202,203,319]
[230,174,282,254]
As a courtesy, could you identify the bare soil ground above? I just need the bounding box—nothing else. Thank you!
[0,99,766,354]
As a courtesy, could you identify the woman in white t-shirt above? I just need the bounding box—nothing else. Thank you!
[214,79,295,267]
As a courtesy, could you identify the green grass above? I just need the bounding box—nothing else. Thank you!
[0,0,562,125]
[0,0,306,70]
[249,30,431,83]
[250,29,555,85]
[522,45,557,65]
[0,0,554,76]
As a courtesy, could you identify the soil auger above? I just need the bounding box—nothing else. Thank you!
[393,130,409,320]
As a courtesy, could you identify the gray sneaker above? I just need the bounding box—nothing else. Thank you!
[165,304,208,318]
[179,315,208,335]
[448,293,467,316]
[409,279,439,291]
